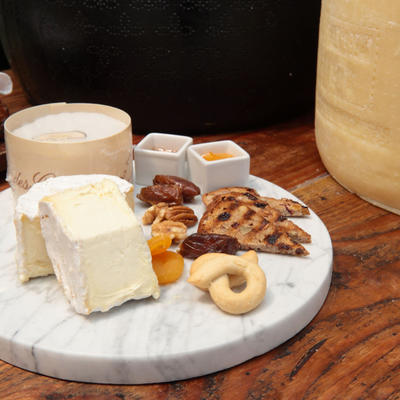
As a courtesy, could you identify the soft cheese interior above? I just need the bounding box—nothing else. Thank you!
[39,179,160,314]
[14,174,134,283]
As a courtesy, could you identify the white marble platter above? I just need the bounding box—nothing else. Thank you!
[0,175,332,384]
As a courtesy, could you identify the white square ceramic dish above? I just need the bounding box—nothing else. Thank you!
[187,140,250,193]
[134,133,193,185]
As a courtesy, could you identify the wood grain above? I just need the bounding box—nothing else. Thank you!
[1,70,400,400]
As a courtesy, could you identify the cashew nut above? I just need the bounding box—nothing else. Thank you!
[188,251,266,315]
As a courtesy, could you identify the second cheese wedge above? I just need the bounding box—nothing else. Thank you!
[39,179,160,314]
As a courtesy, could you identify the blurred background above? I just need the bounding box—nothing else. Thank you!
[0,43,8,70]
[0,0,321,134]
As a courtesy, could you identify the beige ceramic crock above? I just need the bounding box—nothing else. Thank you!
[5,102,133,199]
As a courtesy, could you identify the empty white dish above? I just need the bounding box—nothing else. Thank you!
[134,133,193,185]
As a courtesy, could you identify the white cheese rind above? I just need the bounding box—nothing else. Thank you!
[14,174,134,282]
[39,179,159,315]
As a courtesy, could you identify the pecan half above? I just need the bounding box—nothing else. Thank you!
[142,203,197,227]
[142,202,168,225]
[164,205,198,227]
[152,221,187,243]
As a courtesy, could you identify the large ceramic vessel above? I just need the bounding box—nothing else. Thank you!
[315,0,400,214]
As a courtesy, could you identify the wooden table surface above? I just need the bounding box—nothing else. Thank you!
[1,70,399,400]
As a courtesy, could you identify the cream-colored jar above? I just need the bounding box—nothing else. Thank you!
[5,103,133,199]
[315,0,400,214]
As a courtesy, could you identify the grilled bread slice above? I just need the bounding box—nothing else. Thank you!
[202,187,310,217]
[202,193,311,243]
[276,218,311,244]
[202,187,258,206]
[198,198,309,256]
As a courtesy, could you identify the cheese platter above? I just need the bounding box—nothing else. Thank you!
[0,173,332,384]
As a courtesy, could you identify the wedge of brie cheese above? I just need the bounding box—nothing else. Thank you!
[39,179,160,314]
[14,174,134,283]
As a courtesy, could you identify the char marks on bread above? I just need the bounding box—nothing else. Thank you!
[202,187,310,217]
[198,187,311,257]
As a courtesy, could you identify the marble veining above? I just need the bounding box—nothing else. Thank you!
[0,175,332,384]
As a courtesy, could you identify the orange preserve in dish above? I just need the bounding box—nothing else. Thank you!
[202,152,234,161]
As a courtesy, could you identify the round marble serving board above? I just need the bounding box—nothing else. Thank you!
[0,175,332,384]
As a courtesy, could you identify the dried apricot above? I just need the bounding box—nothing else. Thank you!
[147,235,172,256]
[152,251,184,285]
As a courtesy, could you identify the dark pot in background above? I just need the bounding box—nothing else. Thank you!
[0,0,320,134]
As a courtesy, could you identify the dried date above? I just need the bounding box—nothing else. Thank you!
[153,175,200,201]
[179,233,240,259]
[137,184,183,205]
